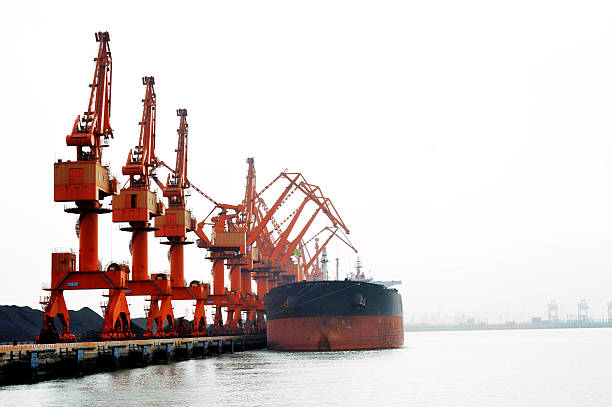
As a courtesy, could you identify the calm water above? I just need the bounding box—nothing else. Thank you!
[2,328,611,406]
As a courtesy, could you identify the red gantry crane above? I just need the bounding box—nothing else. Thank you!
[39,32,127,343]
[188,158,273,335]
[112,76,182,338]
[154,109,210,336]
[193,203,244,334]
[232,158,261,331]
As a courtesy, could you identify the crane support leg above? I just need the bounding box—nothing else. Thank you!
[101,289,133,340]
[246,308,256,332]
[214,306,223,333]
[39,290,75,343]
[193,299,207,336]
[145,299,160,337]
[157,296,176,337]
[229,305,242,333]
[226,308,235,333]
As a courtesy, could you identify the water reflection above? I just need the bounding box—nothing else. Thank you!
[3,330,612,407]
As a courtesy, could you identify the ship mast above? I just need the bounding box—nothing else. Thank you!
[335,256,339,280]
[321,246,328,280]
[355,257,363,279]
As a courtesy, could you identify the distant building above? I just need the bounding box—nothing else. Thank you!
[547,301,558,321]
[578,300,589,322]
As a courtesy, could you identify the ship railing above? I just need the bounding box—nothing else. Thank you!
[52,247,75,254]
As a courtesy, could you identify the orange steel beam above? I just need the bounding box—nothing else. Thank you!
[264,198,314,290]
[270,197,310,260]
[280,172,350,235]
[278,206,321,266]
[247,173,301,246]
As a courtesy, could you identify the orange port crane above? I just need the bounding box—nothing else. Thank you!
[111,76,179,338]
[253,172,355,289]
[154,109,210,336]
[210,160,306,333]
[249,172,303,296]
[231,158,261,331]
[188,158,278,334]
[171,165,351,336]
[113,76,163,280]
[194,203,244,334]
[156,109,193,288]
[39,32,124,343]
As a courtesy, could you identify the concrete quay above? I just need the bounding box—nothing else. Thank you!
[0,334,267,386]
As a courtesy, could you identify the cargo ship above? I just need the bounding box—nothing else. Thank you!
[264,262,404,351]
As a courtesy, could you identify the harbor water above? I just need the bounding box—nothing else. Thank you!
[1,328,611,406]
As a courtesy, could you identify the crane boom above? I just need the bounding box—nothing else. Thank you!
[122,76,157,186]
[242,158,257,233]
[247,173,301,245]
[281,172,350,235]
[66,31,113,162]
[164,109,189,206]
[278,206,322,265]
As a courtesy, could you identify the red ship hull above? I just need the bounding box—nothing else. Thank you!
[267,315,404,351]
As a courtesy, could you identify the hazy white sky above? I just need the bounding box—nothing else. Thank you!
[2,0,612,323]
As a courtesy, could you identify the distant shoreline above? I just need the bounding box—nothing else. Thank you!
[405,322,612,333]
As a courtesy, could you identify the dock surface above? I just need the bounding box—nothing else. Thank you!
[0,334,267,386]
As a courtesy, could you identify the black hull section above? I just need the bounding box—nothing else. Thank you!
[264,280,403,320]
